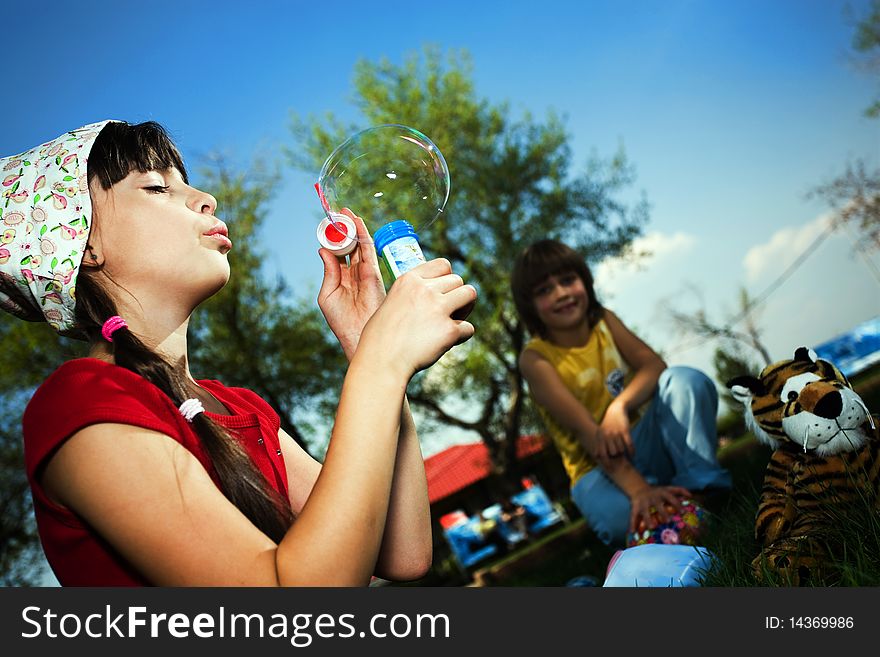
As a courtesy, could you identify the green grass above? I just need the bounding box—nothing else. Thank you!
[699,454,880,586]
[699,370,880,587]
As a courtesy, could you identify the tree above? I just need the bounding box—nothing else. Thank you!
[0,306,85,585]
[665,285,773,367]
[712,344,762,439]
[289,47,648,485]
[850,0,880,119]
[810,2,880,251]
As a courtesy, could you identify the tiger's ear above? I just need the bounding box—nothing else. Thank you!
[794,347,818,363]
[727,375,764,404]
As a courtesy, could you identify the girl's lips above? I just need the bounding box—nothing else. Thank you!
[205,233,233,250]
[554,301,578,314]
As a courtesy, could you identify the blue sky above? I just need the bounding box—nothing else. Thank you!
[2,0,879,457]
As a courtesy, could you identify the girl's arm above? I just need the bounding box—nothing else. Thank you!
[42,259,475,586]
[311,212,433,580]
[372,397,431,580]
[277,396,432,583]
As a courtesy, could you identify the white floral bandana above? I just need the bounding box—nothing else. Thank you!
[0,120,113,336]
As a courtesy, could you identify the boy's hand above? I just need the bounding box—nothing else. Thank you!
[628,485,692,534]
[594,401,634,465]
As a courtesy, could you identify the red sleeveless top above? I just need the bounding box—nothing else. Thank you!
[22,358,290,586]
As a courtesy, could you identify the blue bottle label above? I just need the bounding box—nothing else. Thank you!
[381,237,426,278]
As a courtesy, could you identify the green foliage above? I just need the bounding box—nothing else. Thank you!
[0,417,43,586]
[289,47,648,479]
[812,2,880,250]
[0,301,88,585]
[852,0,880,118]
[713,344,762,437]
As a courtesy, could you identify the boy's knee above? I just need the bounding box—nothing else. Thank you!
[573,495,629,546]
[660,366,716,403]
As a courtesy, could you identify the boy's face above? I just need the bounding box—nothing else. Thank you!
[531,270,589,333]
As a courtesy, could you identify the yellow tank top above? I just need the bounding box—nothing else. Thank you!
[524,318,638,487]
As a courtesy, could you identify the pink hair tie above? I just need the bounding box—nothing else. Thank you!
[101,315,128,342]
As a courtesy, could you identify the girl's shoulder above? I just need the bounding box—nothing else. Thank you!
[30,357,161,406]
[23,358,181,475]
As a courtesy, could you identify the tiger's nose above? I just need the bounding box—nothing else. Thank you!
[812,390,842,419]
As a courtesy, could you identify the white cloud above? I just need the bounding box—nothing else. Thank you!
[742,213,834,284]
[594,231,696,296]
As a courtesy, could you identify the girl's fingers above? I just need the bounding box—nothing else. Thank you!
[410,258,452,278]
[427,273,465,294]
[453,320,475,346]
[317,248,342,298]
[452,297,476,322]
[337,209,380,271]
[442,284,477,315]
[623,432,635,457]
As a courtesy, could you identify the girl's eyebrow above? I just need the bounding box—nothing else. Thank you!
[135,170,167,181]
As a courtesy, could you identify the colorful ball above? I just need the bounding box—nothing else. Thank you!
[626,499,707,548]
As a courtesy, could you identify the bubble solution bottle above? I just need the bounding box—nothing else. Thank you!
[372,220,426,279]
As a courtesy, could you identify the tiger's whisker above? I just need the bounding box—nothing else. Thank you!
[855,398,875,430]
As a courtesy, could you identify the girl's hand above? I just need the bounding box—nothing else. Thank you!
[357,258,476,379]
[317,209,386,360]
[594,401,634,465]
[628,485,692,534]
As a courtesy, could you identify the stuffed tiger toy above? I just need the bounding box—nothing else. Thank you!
[727,347,879,585]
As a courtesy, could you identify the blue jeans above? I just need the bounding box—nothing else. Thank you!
[571,366,732,546]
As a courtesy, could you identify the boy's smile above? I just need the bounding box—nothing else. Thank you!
[533,271,589,333]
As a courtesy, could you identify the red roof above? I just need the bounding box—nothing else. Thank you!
[424,435,548,504]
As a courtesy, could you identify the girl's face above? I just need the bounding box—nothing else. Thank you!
[532,270,589,333]
[87,167,231,312]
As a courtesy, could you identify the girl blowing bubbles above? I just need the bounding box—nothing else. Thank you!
[511,240,730,547]
[1,120,476,586]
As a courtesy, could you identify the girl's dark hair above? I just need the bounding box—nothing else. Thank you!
[76,121,293,543]
[510,239,604,338]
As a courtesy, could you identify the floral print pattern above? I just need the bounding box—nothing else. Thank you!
[626,499,707,548]
[0,120,113,334]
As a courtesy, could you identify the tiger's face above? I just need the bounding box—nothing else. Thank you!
[728,347,873,456]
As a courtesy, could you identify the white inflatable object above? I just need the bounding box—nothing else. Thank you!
[603,543,715,587]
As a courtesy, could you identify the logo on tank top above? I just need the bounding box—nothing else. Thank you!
[606,369,625,397]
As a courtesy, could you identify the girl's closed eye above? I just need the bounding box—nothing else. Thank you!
[144,185,170,194]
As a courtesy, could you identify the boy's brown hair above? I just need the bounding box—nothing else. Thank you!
[510,239,604,338]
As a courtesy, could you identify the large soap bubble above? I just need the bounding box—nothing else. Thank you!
[315,124,450,243]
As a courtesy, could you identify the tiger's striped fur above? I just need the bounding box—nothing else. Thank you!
[728,347,879,585]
